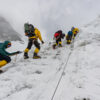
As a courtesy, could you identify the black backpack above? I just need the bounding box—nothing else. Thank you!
[24,23,35,37]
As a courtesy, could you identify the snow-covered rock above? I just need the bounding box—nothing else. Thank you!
[0,16,21,41]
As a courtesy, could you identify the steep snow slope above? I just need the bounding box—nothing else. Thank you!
[54,17,100,100]
[0,16,100,100]
[0,16,21,41]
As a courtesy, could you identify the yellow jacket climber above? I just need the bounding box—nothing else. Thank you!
[66,27,79,44]
[28,28,43,41]
[72,27,79,37]
[24,23,44,59]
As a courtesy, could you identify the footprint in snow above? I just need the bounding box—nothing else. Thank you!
[35,70,42,74]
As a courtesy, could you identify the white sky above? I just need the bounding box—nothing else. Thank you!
[0,0,100,39]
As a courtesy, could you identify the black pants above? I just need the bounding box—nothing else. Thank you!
[56,38,61,45]
[0,54,11,63]
[27,39,40,50]
[74,33,77,37]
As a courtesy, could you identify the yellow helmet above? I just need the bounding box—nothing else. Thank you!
[75,28,79,32]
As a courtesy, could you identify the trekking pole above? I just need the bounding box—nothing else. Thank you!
[13,51,23,64]
[14,54,18,63]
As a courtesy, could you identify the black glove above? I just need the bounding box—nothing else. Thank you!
[16,51,22,54]
[41,41,44,44]
[61,34,65,39]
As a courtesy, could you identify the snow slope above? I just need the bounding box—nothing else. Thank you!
[0,41,70,100]
[0,16,100,100]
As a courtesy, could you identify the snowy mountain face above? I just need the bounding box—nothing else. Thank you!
[0,16,21,41]
[1,0,100,40]
[0,16,100,100]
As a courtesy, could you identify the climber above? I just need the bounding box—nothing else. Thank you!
[0,41,21,73]
[53,30,65,49]
[24,23,44,59]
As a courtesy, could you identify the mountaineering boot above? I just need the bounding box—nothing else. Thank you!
[58,41,62,47]
[67,40,71,44]
[0,70,3,73]
[33,55,41,59]
[24,52,29,59]
[33,53,41,59]
[59,44,62,47]
[53,44,56,49]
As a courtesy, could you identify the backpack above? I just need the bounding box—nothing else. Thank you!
[54,33,60,38]
[54,30,62,38]
[24,23,35,37]
[68,31,73,36]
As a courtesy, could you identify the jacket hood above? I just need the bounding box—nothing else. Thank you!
[4,41,11,48]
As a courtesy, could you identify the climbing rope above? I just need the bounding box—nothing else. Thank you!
[51,50,72,100]
[50,33,79,100]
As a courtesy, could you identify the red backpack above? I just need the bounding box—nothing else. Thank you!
[54,33,60,38]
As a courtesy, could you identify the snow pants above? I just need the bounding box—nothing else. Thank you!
[0,54,11,63]
[24,39,40,54]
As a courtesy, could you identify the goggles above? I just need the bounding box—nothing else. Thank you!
[7,43,11,48]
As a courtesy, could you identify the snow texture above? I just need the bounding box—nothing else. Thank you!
[0,16,100,100]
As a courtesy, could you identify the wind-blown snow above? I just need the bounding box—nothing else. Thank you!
[0,16,100,100]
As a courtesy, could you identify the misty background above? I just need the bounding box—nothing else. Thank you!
[0,0,100,40]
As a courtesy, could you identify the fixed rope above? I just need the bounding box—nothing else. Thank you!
[50,33,79,100]
[51,49,72,100]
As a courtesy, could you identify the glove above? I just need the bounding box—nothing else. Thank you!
[16,51,22,54]
[62,34,65,39]
[41,41,44,44]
